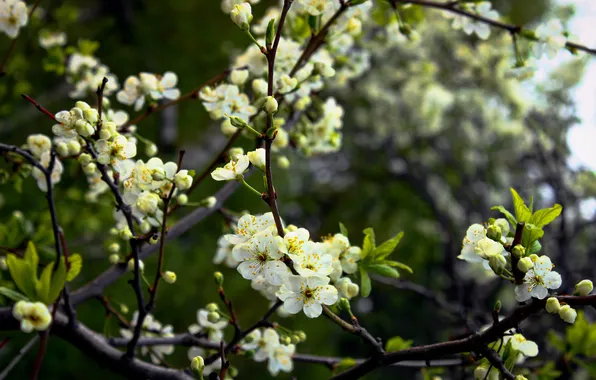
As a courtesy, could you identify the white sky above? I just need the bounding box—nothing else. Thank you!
[558,0,596,170]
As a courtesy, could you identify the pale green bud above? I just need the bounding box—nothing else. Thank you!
[127,258,144,272]
[84,108,99,124]
[545,297,560,314]
[190,355,205,374]
[206,303,219,312]
[107,242,120,253]
[252,79,268,97]
[119,227,133,240]
[339,298,351,312]
[558,305,577,324]
[214,271,224,286]
[517,257,534,273]
[82,162,97,175]
[149,234,159,245]
[280,336,291,345]
[75,101,91,111]
[277,156,290,169]
[108,254,120,265]
[207,311,220,323]
[295,96,311,111]
[290,334,300,344]
[102,97,110,109]
[0,256,7,270]
[314,62,336,78]
[264,96,278,114]
[512,244,525,258]
[228,115,250,130]
[230,69,249,86]
[486,224,501,241]
[228,366,238,377]
[515,376,528,380]
[139,221,151,234]
[99,128,112,140]
[162,271,177,284]
[75,119,94,137]
[201,196,217,208]
[145,143,158,157]
[230,3,253,31]
[575,279,593,296]
[56,142,69,157]
[151,168,166,181]
[296,331,306,342]
[488,254,506,274]
[221,119,237,137]
[78,153,92,166]
[177,194,188,205]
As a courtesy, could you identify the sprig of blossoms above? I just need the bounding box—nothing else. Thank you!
[117,72,181,111]
[120,311,175,363]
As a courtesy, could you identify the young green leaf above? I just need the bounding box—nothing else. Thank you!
[266,18,276,47]
[490,205,517,226]
[48,258,67,304]
[530,204,563,228]
[36,262,54,304]
[528,240,542,254]
[367,264,400,279]
[372,231,404,260]
[510,188,532,223]
[66,254,83,282]
[385,336,413,352]
[360,267,371,297]
[521,224,544,250]
[6,254,37,299]
[361,228,376,260]
[384,260,413,274]
[24,241,39,278]
[339,222,349,238]
[0,287,29,302]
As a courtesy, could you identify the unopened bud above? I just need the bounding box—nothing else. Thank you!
[227,115,250,130]
[558,305,577,324]
[108,254,120,265]
[163,271,177,284]
[206,303,219,312]
[512,244,525,258]
[56,142,69,157]
[78,153,92,166]
[139,221,151,234]
[177,194,188,205]
[191,355,205,374]
[290,334,301,344]
[339,297,351,312]
[264,96,278,114]
[0,256,8,270]
[119,227,133,240]
[148,234,159,245]
[280,336,291,345]
[145,143,158,157]
[107,242,120,253]
[84,108,99,124]
[486,224,502,241]
[214,271,224,286]
[201,196,217,208]
[230,69,249,86]
[277,156,290,169]
[575,279,593,296]
[494,300,501,313]
[127,258,144,272]
[517,257,533,273]
[207,311,220,323]
[545,297,560,314]
[228,366,239,378]
[82,162,97,175]
[296,330,306,342]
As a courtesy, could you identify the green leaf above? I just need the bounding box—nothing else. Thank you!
[522,224,544,250]
[24,241,39,278]
[530,204,563,228]
[0,287,29,302]
[339,222,348,238]
[66,254,83,282]
[6,254,36,299]
[360,267,371,297]
[490,205,517,226]
[361,228,375,260]
[36,262,54,304]
[384,260,413,274]
[528,240,542,254]
[385,336,413,352]
[47,258,67,304]
[510,188,532,223]
[372,231,404,260]
[266,18,276,47]
[367,264,400,279]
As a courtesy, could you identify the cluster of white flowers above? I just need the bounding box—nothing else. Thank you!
[12,301,52,333]
[38,29,67,49]
[458,219,510,272]
[66,53,119,99]
[120,311,175,363]
[240,328,297,376]
[293,97,344,156]
[117,72,180,111]
[0,0,28,39]
[213,212,363,318]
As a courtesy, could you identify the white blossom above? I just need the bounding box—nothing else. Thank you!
[232,231,288,285]
[12,301,52,333]
[515,255,562,302]
[277,275,338,318]
[0,0,28,39]
[533,20,567,59]
[211,154,250,181]
[188,309,229,342]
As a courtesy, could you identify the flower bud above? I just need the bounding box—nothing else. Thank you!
[545,297,560,314]
[277,156,290,169]
[229,147,244,160]
[201,196,217,208]
[347,283,360,299]
[296,330,306,342]
[108,242,120,253]
[207,311,220,323]
[347,17,362,36]
[174,170,193,190]
[75,101,91,111]
[474,364,497,380]
[515,376,528,380]
[191,355,205,374]
[221,119,237,136]
[162,271,177,284]
[252,79,268,97]
[139,221,151,234]
[127,258,144,272]
[67,140,81,155]
[75,119,94,137]
[558,305,577,324]
[575,279,593,296]
[99,129,112,140]
[228,366,239,378]
[177,194,188,205]
[136,192,160,215]
[145,143,158,157]
[56,142,69,157]
[149,234,159,245]
[84,108,99,124]
[494,300,501,313]
[82,162,97,175]
[486,224,501,242]
[119,227,133,240]
[78,153,92,166]
[248,148,266,170]
[264,96,278,114]
[512,244,525,258]
[214,271,224,286]
[517,257,534,273]
[280,336,291,345]
[0,256,7,270]
[227,115,250,130]
[314,62,336,78]
[206,303,219,312]
[230,69,249,86]
[290,334,301,344]
[488,254,506,274]
[108,254,120,265]
[120,304,129,314]
[230,3,253,30]
[295,96,311,111]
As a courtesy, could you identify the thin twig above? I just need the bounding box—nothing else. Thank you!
[0,335,40,380]
[20,94,58,122]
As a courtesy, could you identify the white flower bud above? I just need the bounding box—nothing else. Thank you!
[151,167,166,181]
[264,96,278,114]
[82,162,97,175]
[221,119,237,136]
[127,259,144,272]
[99,129,112,140]
[252,78,268,97]
[136,192,160,215]
[56,142,69,157]
[230,2,253,30]
[575,279,593,296]
[191,356,205,373]
[119,227,133,240]
[75,119,94,137]
[247,148,266,170]
[474,364,497,380]
[315,62,336,78]
[517,257,534,273]
[139,220,151,234]
[203,196,217,208]
[177,194,188,205]
[145,143,158,157]
[75,101,91,111]
[545,297,560,314]
[108,242,120,253]
[207,311,220,323]
[78,153,92,166]
[174,170,193,190]
[558,305,577,324]
[230,69,249,85]
[206,303,219,312]
[84,108,99,124]
[162,271,177,284]
[67,140,81,155]
[108,254,120,265]
[277,156,290,169]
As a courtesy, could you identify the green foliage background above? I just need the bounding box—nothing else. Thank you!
[2,0,596,379]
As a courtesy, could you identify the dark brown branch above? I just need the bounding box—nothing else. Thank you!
[20,94,58,122]
[322,306,384,355]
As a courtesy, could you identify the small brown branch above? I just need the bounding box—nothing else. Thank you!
[218,287,241,339]
[30,332,49,380]
[96,77,109,133]
[96,296,131,328]
[219,341,229,379]
[20,94,58,122]
[322,306,384,355]
[0,336,39,380]
[480,346,515,380]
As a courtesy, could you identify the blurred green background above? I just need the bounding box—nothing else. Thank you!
[1,0,596,379]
